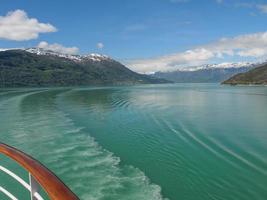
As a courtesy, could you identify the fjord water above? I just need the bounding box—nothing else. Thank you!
[0,84,266,200]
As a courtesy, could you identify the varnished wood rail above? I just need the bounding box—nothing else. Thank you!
[0,143,79,200]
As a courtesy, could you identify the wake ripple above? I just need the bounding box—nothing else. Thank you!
[0,89,167,200]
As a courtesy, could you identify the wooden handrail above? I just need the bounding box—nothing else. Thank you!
[0,143,79,200]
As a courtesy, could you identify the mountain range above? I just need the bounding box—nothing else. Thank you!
[0,48,169,87]
[152,62,257,83]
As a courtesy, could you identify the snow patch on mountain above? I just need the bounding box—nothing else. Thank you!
[0,48,22,52]
[176,62,256,72]
[83,53,109,62]
[25,48,110,62]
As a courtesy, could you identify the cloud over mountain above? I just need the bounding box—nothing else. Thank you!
[0,10,56,41]
[126,31,267,73]
[37,41,79,55]
[96,42,104,49]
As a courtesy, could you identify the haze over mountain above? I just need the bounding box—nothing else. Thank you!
[151,62,257,83]
[0,48,168,87]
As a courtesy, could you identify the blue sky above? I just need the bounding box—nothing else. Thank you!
[1,0,267,73]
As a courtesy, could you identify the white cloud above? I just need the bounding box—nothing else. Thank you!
[216,0,223,4]
[96,42,104,49]
[0,10,57,41]
[126,48,214,73]
[204,32,267,55]
[237,48,267,57]
[37,41,79,55]
[257,4,267,13]
[126,31,267,73]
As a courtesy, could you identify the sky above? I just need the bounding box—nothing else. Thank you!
[1,0,267,73]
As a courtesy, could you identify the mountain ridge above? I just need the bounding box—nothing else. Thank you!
[152,62,257,83]
[0,49,169,87]
[25,48,112,62]
[222,62,267,85]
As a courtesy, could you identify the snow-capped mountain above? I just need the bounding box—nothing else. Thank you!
[25,48,111,62]
[176,62,256,72]
[152,62,261,83]
[0,48,169,87]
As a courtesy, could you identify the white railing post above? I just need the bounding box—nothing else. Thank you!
[29,173,39,200]
[0,165,44,200]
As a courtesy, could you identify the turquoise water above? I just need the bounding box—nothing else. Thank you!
[0,84,267,200]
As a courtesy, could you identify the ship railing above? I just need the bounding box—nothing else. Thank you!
[0,143,79,200]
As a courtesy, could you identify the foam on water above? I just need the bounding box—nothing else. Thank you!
[0,89,166,200]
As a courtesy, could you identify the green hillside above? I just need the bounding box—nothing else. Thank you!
[0,50,168,87]
[222,63,267,85]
